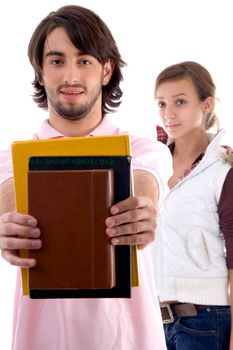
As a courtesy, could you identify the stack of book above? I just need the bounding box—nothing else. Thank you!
[12,135,139,299]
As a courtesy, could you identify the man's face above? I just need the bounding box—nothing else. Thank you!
[40,27,113,123]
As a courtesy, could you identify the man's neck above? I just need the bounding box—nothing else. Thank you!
[48,113,103,137]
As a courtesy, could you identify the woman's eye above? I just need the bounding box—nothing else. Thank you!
[157,101,165,108]
[176,99,187,105]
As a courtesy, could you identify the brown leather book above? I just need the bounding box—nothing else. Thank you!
[27,169,115,290]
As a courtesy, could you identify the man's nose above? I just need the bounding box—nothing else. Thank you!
[64,63,80,85]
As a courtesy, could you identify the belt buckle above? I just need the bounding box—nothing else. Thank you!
[161,303,174,324]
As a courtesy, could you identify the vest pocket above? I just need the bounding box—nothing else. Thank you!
[187,227,226,270]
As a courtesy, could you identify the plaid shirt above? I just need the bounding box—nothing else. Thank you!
[156,125,168,145]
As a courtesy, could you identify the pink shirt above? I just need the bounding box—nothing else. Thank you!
[0,117,172,350]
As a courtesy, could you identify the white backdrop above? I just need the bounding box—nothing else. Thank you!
[1,0,233,348]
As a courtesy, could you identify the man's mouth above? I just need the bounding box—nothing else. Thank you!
[60,87,84,95]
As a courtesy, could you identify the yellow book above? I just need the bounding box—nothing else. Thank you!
[12,135,139,297]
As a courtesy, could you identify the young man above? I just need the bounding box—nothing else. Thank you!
[0,5,172,350]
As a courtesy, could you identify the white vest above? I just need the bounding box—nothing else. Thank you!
[154,129,230,305]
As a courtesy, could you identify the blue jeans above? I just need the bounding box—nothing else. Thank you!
[163,306,230,350]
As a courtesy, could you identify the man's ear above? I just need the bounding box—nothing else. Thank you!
[102,59,115,86]
[202,96,214,115]
[37,72,44,86]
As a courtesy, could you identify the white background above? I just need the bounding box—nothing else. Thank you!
[0,0,233,348]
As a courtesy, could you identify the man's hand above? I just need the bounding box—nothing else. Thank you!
[105,169,159,249]
[105,195,157,249]
[0,212,42,267]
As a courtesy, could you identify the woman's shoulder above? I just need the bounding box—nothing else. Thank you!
[220,146,233,167]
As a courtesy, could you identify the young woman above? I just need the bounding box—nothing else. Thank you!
[154,61,233,350]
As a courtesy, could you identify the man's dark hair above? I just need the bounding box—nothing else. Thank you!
[28,5,126,116]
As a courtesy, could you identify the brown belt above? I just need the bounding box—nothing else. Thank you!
[160,302,209,324]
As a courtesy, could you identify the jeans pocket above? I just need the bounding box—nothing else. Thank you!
[176,315,216,337]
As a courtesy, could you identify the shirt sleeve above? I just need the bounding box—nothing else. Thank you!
[218,167,233,268]
[0,148,13,185]
[130,136,172,208]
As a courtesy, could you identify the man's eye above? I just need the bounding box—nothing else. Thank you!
[80,60,91,65]
[51,59,62,65]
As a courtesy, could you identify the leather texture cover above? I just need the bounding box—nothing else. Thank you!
[28,169,115,290]
[28,155,132,299]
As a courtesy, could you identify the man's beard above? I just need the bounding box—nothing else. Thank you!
[47,84,102,121]
[49,101,93,121]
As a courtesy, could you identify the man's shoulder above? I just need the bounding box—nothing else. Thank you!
[130,134,172,176]
[0,147,13,185]
[0,147,11,162]
[130,134,172,156]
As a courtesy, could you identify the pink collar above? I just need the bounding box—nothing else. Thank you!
[34,117,121,140]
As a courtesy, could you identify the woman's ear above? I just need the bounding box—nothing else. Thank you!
[102,59,115,86]
[202,96,214,115]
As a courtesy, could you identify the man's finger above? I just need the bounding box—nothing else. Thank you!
[1,212,38,227]
[106,220,155,237]
[0,237,42,250]
[1,249,37,267]
[109,196,153,215]
[106,206,156,228]
[111,232,154,246]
